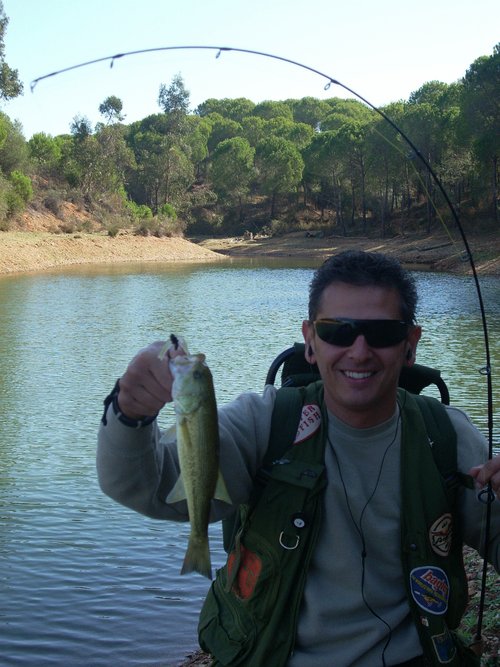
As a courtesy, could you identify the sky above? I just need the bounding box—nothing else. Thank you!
[3,0,499,139]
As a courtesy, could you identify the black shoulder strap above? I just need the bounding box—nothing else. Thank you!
[222,386,305,552]
[412,394,457,481]
[263,386,305,466]
[411,393,473,490]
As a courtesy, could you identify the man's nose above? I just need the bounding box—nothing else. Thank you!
[347,334,372,358]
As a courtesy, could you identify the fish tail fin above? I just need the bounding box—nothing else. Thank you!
[181,535,212,580]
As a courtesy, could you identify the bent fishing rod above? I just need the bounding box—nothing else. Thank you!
[31,45,496,642]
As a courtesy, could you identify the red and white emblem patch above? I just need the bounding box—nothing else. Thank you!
[429,513,453,557]
[293,404,321,445]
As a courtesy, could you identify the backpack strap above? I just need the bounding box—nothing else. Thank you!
[262,386,305,466]
[222,386,305,552]
[410,392,474,491]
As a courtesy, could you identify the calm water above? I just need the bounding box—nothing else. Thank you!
[0,260,499,666]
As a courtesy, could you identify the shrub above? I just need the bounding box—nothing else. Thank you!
[125,199,153,221]
[10,171,33,204]
[159,202,177,220]
[43,194,63,218]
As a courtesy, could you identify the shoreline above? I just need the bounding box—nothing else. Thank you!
[0,228,499,277]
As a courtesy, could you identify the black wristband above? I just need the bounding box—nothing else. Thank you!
[101,379,157,428]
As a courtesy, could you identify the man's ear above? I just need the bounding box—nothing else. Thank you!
[302,320,315,362]
[405,325,422,366]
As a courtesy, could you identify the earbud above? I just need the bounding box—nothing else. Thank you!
[406,348,412,361]
[308,345,313,357]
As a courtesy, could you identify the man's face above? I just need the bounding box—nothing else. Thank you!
[302,282,421,428]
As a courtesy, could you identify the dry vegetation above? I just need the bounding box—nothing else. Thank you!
[2,200,499,276]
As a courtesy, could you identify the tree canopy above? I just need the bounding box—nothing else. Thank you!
[1,44,499,234]
[0,1,22,102]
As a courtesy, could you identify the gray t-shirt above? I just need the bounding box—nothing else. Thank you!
[97,386,499,666]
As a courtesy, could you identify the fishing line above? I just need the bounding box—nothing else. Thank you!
[31,44,496,643]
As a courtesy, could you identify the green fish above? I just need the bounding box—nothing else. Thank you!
[166,346,231,579]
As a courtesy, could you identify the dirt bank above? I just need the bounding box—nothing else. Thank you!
[197,228,500,276]
[0,227,498,276]
[0,231,225,275]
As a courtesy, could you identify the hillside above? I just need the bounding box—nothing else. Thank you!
[1,202,499,276]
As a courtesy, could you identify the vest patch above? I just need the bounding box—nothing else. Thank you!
[293,404,321,444]
[429,513,453,557]
[227,544,262,600]
[431,628,457,663]
[410,566,449,615]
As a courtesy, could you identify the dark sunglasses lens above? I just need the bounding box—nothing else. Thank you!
[363,321,408,346]
[315,320,409,347]
[315,321,357,346]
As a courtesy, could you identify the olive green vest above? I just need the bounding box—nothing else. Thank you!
[199,384,478,666]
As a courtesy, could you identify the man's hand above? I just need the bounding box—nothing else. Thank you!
[470,455,500,500]
[117,340,184,419]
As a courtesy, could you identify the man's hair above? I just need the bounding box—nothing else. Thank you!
[308,250,418,323]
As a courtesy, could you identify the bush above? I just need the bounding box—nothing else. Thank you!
[5,190,25,216]
[159,202,177,220]
[125,199,153,221]
[0,174,11,225]
[10,171,33,204]
[43,194,63,218]
[134,215,186,238]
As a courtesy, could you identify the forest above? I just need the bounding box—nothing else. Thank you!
[0,2,498,240]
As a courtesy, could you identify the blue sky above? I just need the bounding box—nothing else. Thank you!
[3,0,499,139]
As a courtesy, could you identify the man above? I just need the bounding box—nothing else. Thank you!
[97,251,499,666]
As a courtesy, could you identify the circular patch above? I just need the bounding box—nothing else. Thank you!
[410,566,449,615]
[429,513,453,557]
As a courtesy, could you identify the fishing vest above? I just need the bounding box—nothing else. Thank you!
[199,383,478,667]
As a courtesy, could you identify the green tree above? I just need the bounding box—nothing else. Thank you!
[126,116,194,213]
[255,136,304,217]
[303,130,349,231]
[196,97,255,122]
[28,132,63,174]
[288,96,331,129]
[70,115,92,141]
[0,2,22,102]
[266,117,314,150]
[241,116,267,147]
[460,44,500,221]
[65,116,134,197]
[0,112,27,173]
[321,98,373,131]
[205,113,242,153]
[185,115,210,177]
[98,95,125,123]
[252,100,293,121]
[210,137,255,221]
[158,73,190,114]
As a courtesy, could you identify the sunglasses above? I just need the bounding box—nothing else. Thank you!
[314,318,410,348]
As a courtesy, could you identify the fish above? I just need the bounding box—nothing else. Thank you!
[164,338,232,579]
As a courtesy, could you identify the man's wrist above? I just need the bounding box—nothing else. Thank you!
[101,379,157,428]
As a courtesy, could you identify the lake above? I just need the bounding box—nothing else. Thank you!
[0,259,498,666]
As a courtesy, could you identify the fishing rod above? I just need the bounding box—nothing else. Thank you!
[31,44,496,642]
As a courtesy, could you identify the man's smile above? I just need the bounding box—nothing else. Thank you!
[342,370,376,380]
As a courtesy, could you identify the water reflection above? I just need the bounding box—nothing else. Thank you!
[0,262,498,666]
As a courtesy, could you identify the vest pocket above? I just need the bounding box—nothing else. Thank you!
[198,533,280,664]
